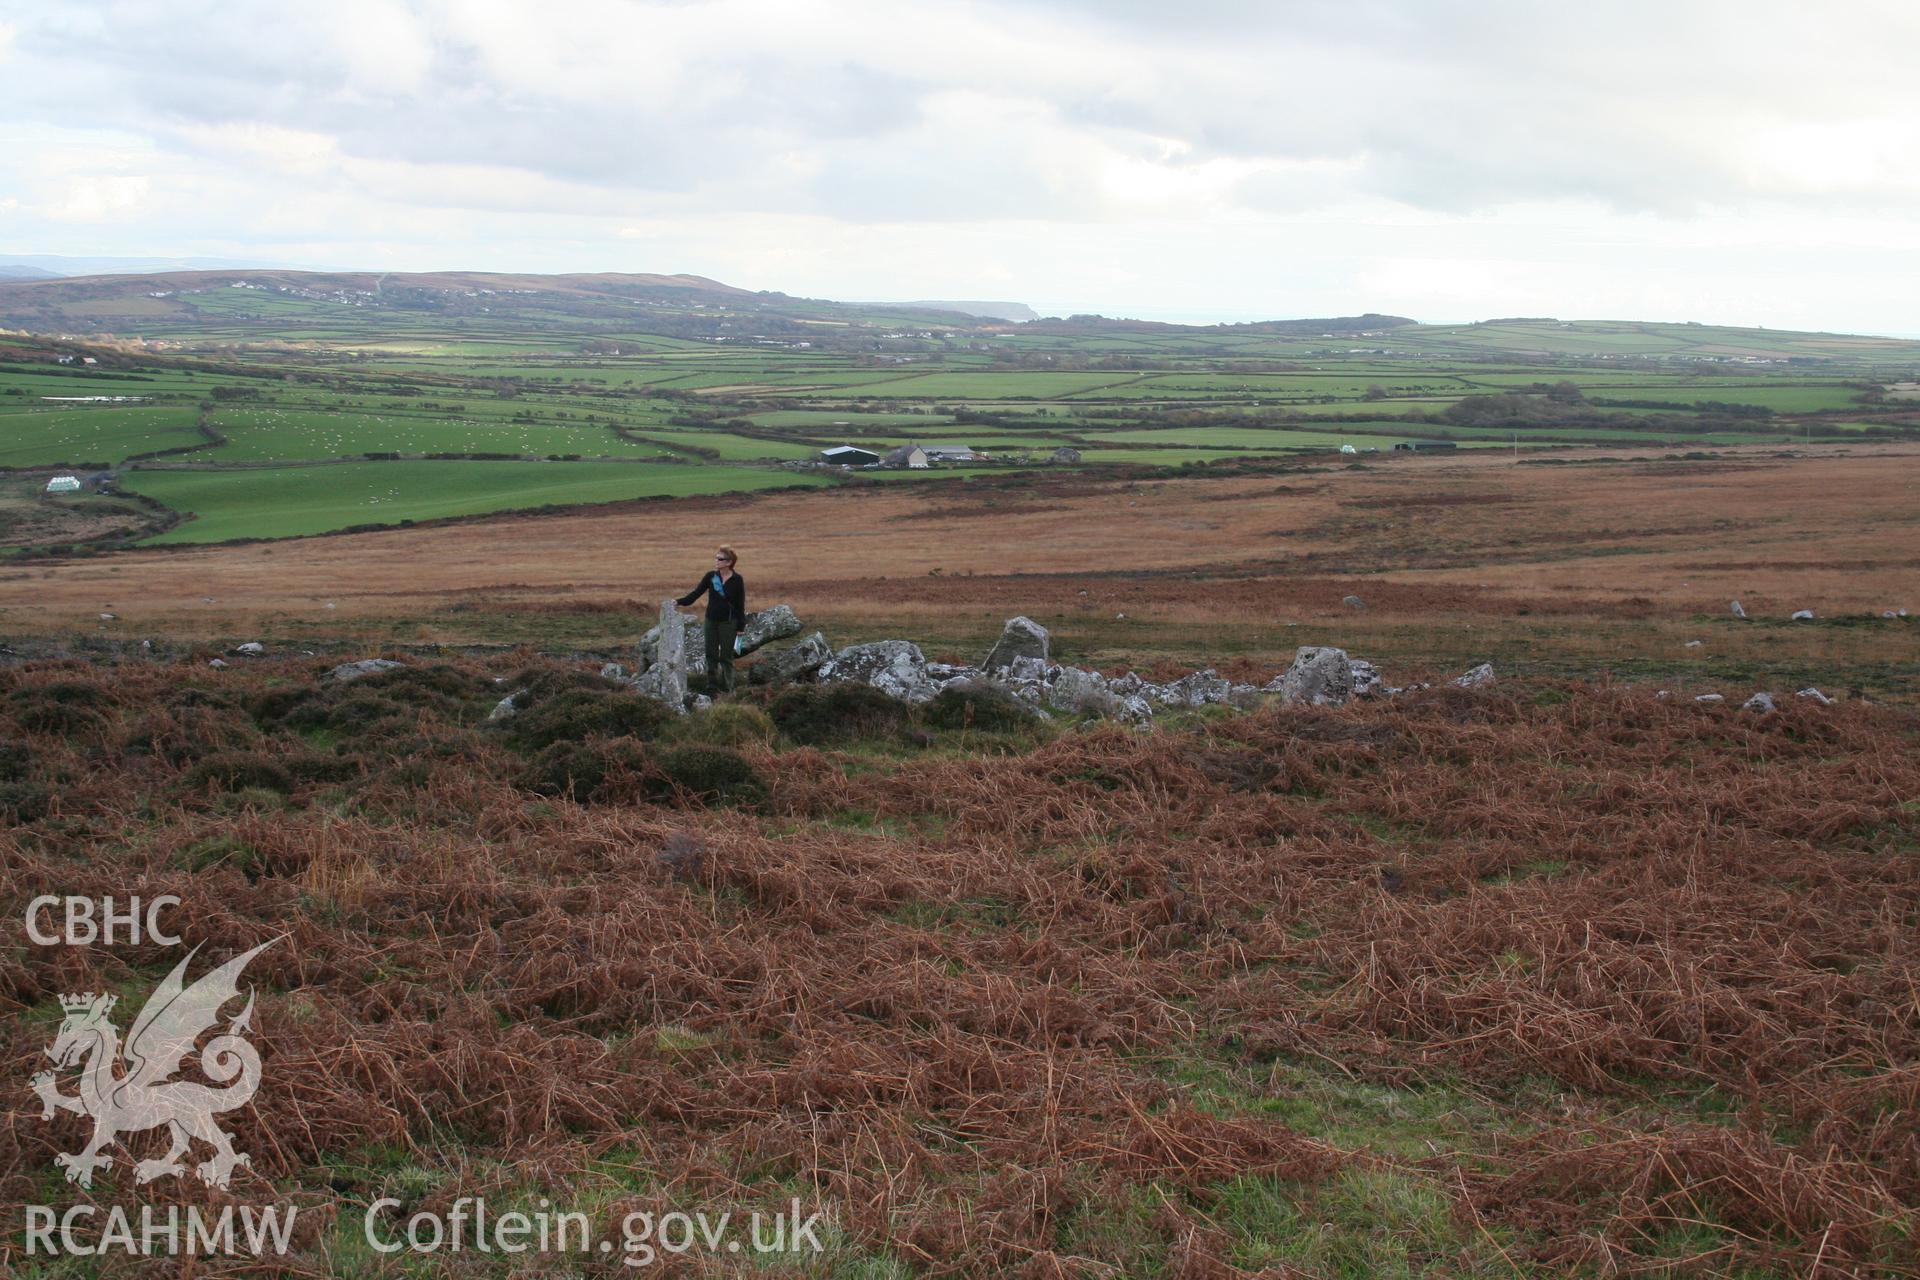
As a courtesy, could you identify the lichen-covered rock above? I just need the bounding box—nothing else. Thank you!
[1796,687,1834,705]
[1348,659,1382,697]
[1264,646,1355,705]
[1006,655,1053,685]
[737,604,802,656]
[747,632,833,685]
[600,662,627,681]
[982,616,1050,673]
[330,658,405,682]
[1452,663,1496,689]
[1742,691,1778,713]
[1047,666,1119,715]
[488,690,526,722]
[632,599,688,710]
[1155,669,1232,708]
[818,640,938,703]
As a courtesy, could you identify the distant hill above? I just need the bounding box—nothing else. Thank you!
[0,268,782,337]
[0,264,62,280]
[894,300,1039,322]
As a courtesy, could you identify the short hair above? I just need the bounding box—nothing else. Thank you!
[716,546,738,566]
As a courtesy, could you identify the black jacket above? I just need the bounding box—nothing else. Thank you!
[677,571,745,629]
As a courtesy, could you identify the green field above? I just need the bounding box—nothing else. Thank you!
[0,404,209,465]
[202,407,676,461]
[127,461,828,544]
[2,287,1915,548]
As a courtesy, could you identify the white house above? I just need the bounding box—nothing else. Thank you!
[45,475,82,494]
[881,445,930,469]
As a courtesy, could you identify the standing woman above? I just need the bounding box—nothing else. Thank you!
[676,546,746,694]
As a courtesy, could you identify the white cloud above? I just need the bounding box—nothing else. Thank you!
[0,1,1915,330]
[43,175,152,222]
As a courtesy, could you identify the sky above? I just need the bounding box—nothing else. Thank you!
[1,0,1916,332]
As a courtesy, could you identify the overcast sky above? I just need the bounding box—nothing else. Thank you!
[2,0,1916,331]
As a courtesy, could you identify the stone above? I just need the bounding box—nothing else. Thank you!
[1007,655,1053,684]
[1048,666,1119,715]
[1264,646,1355,705]
[207,657,228,670]
[1348,659,1383,697]
[1342,595,1367,609]
[1796,687,1834,705]
[232,642,265,655]
[1117,694,1154,725]
[1730,600,1747,619]
[99,612,116,621]
[487,691,525,722]
[632,598,688,710]
[1108,671,1145,697]
[982,616,1050,673]
[1452,663,1496,689]
[1154,669,1232,708]
[1790,609,1815,621]
[1742,692,1777,713]
[747,632,834,685]
[819,640,939,703]
[600,662,627,681]
[636,612,699,675]
[330,658,404,682]
[1695,693,1725,704]
[737,604,803,656]
[1684,640,1703,648]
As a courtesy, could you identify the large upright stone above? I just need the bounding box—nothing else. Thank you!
[1264,646,1355,705]
[982,616,1049,673]
[631,598,688,710]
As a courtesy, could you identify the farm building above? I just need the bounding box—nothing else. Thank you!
[44,475,82,494]
[820,445,881,467]
[1049,446,1082,464]
[881,445,930,469]
[922,444,983,463]
[1392,439,1458,452]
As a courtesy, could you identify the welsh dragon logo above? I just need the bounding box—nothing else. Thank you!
[31,939,275,1190]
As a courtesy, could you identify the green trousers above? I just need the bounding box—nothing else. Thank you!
[703,617,737,694]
